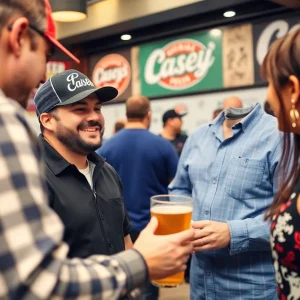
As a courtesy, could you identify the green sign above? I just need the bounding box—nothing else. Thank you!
[139,31,223,97]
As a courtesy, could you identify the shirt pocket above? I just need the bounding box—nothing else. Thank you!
[225,157,266,200]
[100,197,125,233]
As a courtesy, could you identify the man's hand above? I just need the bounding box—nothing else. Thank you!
[192,220,230,251]
[133,217,195,280]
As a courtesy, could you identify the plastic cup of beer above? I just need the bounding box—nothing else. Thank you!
[150,194,193,288]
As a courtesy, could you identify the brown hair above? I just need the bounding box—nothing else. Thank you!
[0,0,46,49]
[262,28,300,220]
[114,120,125,133]
[126,95,150,120]
[39,109,59,133]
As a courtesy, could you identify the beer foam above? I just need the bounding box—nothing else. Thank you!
[151,205,192,214]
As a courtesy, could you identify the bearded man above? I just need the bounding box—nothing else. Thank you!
[34,69,133,258]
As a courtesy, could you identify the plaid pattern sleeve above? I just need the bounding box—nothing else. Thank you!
[0,93,147,300]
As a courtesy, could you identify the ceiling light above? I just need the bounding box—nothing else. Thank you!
[50,0,87,22]
[223,11,236,18]
[209,29,222,37]
[121,34,132,41]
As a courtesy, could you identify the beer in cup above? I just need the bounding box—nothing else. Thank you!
[150,194,193,287]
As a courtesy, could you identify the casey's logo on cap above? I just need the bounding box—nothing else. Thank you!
[67,72,94,92]
[92,54,131,98]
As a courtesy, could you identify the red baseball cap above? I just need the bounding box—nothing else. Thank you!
[43,0,80,64]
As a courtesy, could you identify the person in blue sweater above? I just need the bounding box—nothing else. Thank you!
[98,95,178,300]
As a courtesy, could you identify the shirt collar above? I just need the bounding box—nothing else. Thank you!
[209,111,224,134]
[209,103,263,133]
[38,135,104,176]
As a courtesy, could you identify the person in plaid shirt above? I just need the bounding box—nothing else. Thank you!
[0,1,195,299]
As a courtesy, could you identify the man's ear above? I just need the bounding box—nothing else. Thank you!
[7,17,30,57]
[40,112,56,132]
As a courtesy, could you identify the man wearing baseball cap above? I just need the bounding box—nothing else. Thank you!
[0,1,194,299]
[34,69,135,260]
[160,107,188,157]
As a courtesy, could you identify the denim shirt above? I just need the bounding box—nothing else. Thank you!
[169,103,282,300]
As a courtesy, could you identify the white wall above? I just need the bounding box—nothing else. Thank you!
[25,86,267,138]
[101,86,267,138]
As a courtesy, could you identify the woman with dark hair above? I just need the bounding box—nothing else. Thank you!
[263,28,300,299]
[264,100,275,116]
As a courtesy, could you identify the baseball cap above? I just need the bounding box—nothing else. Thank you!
[162,108,188,124]
[34,69,118,115]
[43,0,79,63]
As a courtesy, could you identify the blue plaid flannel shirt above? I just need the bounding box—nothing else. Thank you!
[0,91,147,300]
[169,104,282,300]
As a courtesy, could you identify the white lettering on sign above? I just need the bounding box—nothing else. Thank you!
[94,66,128,86]
[66,73,94,92]
[256,20,300,65]
[47,62,66,74]
[144,40,216,90]
[92,54,131,98]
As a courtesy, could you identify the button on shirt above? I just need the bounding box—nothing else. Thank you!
[169,104,282,300]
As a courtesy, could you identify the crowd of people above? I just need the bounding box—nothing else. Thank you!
[1,1,300,300]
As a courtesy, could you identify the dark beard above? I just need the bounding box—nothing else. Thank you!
[56,121,104,155]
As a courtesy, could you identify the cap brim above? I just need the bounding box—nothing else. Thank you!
[56,86,118,107]
[179,112,187,117]
[46,34,80,64]
[95,86,118,103]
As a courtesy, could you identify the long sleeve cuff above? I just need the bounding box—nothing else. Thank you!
[227,220,249,255]
[112,249,149,291]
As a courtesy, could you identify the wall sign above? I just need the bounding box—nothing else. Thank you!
[253,15,300,83]
[223,24,254,88]
[139,31,223,97]
[89,49,132,102]
[92,54,131,99]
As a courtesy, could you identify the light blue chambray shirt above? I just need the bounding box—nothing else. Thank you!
[169,104,282,300]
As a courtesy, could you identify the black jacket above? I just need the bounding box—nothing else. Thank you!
[39,135,131,258]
